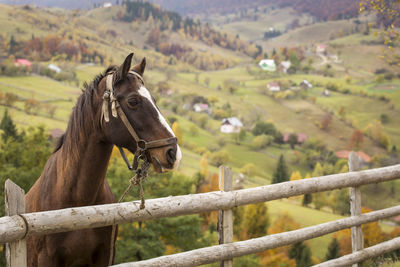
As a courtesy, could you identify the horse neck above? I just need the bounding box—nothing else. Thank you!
[55,131,113,206]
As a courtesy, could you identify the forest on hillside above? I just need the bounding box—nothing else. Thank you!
[149,0,360,21]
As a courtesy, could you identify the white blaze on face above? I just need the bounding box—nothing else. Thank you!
[138,86,182,169]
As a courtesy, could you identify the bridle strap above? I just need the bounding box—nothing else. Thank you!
[102,71,177,171]
[129,70,145,84]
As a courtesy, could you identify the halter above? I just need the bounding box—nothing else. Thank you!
[101,70,177,171]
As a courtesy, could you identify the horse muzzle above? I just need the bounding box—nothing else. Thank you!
[151,145,182,173]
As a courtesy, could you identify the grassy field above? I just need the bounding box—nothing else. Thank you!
[268,199,394,261]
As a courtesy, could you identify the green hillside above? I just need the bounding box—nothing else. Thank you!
[1,2,400,265]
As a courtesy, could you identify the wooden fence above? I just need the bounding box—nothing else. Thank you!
[3,152,400,266]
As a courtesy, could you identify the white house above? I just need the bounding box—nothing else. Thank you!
[103,2,112,8]
[259,59,276,72]
[322,89,331,97]
[193,103,210,114]
[280,61,291,73]
[268,82,280,92]
[300,80,313,89]
[48,64,61,73]
[220,117,243,133]
[316,44,327,54]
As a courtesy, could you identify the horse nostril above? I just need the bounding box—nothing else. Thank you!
[166,148,176,165]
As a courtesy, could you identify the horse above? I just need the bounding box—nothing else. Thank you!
[25,53,182,267]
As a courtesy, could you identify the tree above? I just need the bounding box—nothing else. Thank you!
[288,133,298,149]
[200,154,209,178]
[302,173,312,207]
[348,129,364,150]
[365,120,390,149]
[329,189,350,215]
[312,163,327,209]
[288,242,312,267]
[4,93,18,107]
[9,35,16,55]
[272,155,289,184]
[240,163,256,178]
[0,109,18,142]
[44,104,57,118]
[252,135,273,149]
[360,0,400,65]
[209,150,230,166]
[171,121,183,145]
[243,203,269,239]
[223,79,239,94]
[290,171,302,181]
[361,207,386,248]
[252,122,277,136]
[325,237,340,260]
[238,128,247,143]
[24,99,41,114]
[320,114,333,130]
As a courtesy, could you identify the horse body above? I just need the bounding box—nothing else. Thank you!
[25,54,181,266]
[26,135,114,267]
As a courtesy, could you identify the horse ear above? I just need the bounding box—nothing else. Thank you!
[133,57,146,76]
[115,53,134,83]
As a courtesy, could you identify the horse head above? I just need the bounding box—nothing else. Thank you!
[100,53,181,173]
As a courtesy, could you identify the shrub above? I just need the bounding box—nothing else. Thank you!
[252,122,277,136]
[209,150,231,166]
[380,114,390,124]
[240,163,256,177]
[252,135,273,149]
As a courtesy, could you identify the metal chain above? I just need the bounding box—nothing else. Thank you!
[108,160,150,266]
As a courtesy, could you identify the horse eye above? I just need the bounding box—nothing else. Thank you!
[127,98,139,107]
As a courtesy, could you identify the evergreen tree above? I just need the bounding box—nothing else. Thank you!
[325,237,340,260]
[0,109,18,141]
[9,35,16,55]
[289,242,312,267]
[272,154,289,184]
[288,133,298,149]
[302,173,312,206]
[302,193,312,206]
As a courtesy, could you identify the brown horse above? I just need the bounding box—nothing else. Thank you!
[25,53,181,267]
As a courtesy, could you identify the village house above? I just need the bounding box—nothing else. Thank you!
[220,117,243,133]
[280,61,291,73]
[48,64,62,73]
[193,103,210,114]
[316,44,327,54]
[335,150,371,165]
[103,2,112,8]
[300,80,313,89]
[259,59,276,72]
[268,82,280,92]
[322,89,331,97]
[14,59,32,68]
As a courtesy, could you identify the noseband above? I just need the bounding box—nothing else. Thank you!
[101,70,177,171]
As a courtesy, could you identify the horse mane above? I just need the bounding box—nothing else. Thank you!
[54,66,118,160]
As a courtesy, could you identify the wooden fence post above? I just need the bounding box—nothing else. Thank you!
[348,152,363,267]
[5,179,27,267]
[218,166,233,267]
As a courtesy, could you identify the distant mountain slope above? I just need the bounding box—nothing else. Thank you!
[148,0,269,16]
[0,0,116,9]
[149,0,359,21]
[277,0,360,21]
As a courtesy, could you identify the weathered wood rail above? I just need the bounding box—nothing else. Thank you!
[2,159,400,266]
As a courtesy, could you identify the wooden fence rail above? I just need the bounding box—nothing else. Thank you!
[110,206,400,267]
[314,236,400,267]
[1,164,399,245]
